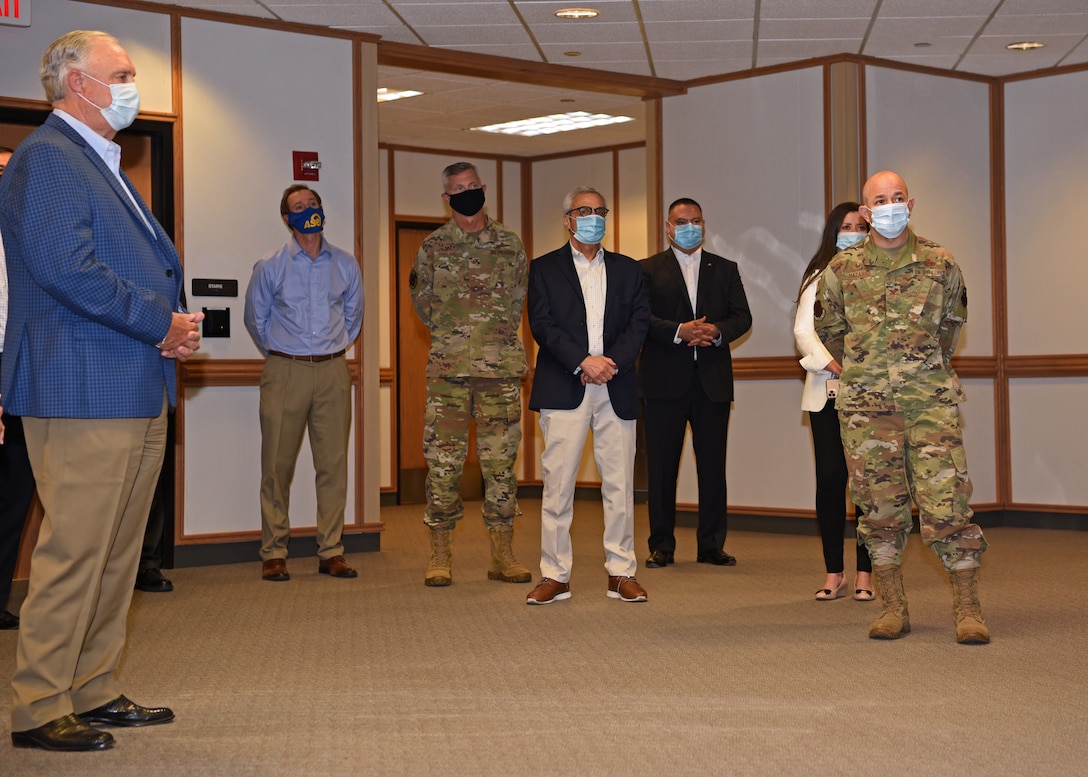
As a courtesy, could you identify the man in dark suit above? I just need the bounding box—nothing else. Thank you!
[0,30,203,751]
[639,198,751,568]
[526,186,651,605]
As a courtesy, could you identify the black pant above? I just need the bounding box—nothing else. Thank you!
[809,399,871,574]
[0,353,38,611]
[644,377,730,555]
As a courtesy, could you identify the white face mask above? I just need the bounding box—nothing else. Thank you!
[77,71,140,131]
[867,202,910,239]
[836,231,866,251]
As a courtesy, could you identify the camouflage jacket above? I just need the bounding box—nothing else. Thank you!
[814,229,967,412]
[410,217,528,378]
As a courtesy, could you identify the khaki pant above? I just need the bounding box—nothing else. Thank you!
[12,402,167,731]
[258,354,351,561]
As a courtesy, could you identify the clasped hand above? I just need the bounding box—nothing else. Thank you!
[579,354,616,385]
[160,311,206,362]
[679,316,718,347]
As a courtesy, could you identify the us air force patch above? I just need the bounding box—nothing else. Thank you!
[814,299,823,318]
[409,269,418,289]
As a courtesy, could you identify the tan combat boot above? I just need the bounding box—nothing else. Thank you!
[424,528,453,587]
[869,565,911,639]
[487,525,532,583]
[950,568,991,644]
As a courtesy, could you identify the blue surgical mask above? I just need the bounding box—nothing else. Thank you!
[78,71,140,131]
[287,206,325,233]
[868,203,910,239]
[836,231,866,251]
[672,223,703,251]
[572,214,606,244]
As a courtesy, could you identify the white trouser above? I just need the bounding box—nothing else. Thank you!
[538,383,637,582]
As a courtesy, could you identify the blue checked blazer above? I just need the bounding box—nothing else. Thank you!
[0,113,183,418]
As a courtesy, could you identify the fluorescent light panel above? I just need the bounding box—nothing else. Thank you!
[377,88,423,102]
[473,111,633,137]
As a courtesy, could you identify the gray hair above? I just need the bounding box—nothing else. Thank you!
[40,30,116,103]
[441,162,478,191]
[562,186,605,214]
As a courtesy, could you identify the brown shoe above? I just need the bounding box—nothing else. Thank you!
[607,575,647,602]
[319,555,358,578]
[262,558,290,582]
[526,577,571,605]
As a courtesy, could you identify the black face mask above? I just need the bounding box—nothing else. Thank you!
[448,188,485,217]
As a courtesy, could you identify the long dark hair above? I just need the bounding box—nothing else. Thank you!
[798,201,863,296]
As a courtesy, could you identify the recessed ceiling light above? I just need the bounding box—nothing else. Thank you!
[914,42,931,48]
[473,111,633,138]
[555,8,599,20]
[1006,41,1045,51]
[564,51,582,57]
[377,88,423,103]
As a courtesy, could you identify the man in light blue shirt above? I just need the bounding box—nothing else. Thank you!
[244,184,363,582]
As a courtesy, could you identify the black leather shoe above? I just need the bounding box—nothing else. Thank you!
[645,550,674,568]
[11,713,115,751]
[77,695,174,727]
[696,550,737,566]
[0,609,18,630]
[135,568,174,592]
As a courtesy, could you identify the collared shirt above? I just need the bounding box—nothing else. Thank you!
[672,245,702,345]
[53,109,155,236]
[243,235,364,357]
[571,241,606,356]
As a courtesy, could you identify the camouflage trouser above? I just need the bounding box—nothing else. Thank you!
[423,377,522,529]
[839,404,987,571]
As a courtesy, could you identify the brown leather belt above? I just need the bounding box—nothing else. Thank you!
[267,349,345,363]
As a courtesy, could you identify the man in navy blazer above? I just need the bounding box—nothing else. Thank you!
[639,198,751,568]
[0,31,203,751]
[526,186,650,605]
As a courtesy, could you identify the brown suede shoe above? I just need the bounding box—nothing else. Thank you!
[526,577,571,605]
[318,555,358,578]
[607,575,648,602]
[262,558,290,582]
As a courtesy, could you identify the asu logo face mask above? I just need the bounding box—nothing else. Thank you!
[287,207,325,233]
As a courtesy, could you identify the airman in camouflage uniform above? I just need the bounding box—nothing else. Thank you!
[815,170,990,644]
[409,161,531,587]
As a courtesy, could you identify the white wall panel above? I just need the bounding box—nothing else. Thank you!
[181,19,354,360]
[1009,378,1088,506]
[661,68,825,359]
[960,379,997,505]
[1004,70,1088,355]
[865,67,993,357]
[0,2,172,112]
[618,146,648,260]
[183,386,357,535]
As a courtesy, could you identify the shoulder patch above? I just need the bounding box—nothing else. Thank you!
[409,268,418,289]
[813,299,823,318]
[961,287,968,307]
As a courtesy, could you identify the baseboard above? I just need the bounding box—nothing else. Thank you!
[172,531,381,569]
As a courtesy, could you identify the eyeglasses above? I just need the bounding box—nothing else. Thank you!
[566,206,610,218]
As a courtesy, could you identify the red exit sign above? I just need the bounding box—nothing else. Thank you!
[0,0,30,27]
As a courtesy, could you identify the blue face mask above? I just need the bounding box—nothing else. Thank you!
[287,206,325,233]
[868,203,910,239]
[835,231,866,251]
[672,223,703,251]
[572,214,606,245]
[78,71,141,131]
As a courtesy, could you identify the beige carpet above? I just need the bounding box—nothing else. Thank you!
[1,498,1085,776]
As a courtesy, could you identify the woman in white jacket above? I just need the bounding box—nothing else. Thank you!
[794,202,874,601]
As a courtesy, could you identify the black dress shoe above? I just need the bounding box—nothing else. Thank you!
[645,550,674,568]
[696,550,737,566]
[0,609,19,630]
[135,568,174,592]
[77,695,175,727]
[11,713,115,751]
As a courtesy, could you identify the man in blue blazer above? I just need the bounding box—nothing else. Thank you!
[526,186,650,605]
[0,30,203,751]
[639,198,752,568]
